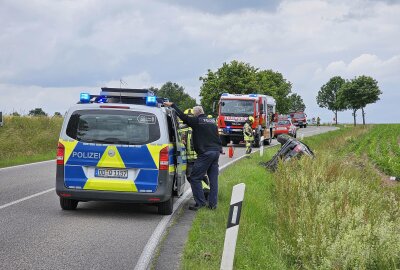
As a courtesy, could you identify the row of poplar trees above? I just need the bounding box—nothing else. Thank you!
[316,76,382,126]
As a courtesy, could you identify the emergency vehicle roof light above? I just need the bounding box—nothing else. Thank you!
[249,94,258,97]
[146,96,158,107]
[221,93,228,96]
[95,95,107,103]
[80,93,91,103]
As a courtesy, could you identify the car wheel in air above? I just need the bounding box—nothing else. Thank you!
[60,197,78,210]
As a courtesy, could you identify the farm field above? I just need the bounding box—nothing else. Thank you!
[0,116,62,168]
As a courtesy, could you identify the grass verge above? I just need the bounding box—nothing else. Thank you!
[182,125,400,269]
[0,116,63,168]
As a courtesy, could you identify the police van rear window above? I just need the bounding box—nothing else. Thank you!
[66,110,160,145]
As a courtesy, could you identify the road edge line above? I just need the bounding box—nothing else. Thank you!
[134,144,276,270]
[0,160,54,171]
[0,188,55,210]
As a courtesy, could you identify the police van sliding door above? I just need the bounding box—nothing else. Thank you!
[170,111,186,196]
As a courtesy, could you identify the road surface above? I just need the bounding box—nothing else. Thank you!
[0,125,336,270]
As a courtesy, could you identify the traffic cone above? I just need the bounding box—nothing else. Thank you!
[228,141,234,158]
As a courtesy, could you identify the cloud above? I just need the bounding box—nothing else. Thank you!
[321,54,400,82]
[0,0,399,124]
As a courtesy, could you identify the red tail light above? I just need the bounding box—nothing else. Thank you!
[159,146,169,170]
[57,142,65,165]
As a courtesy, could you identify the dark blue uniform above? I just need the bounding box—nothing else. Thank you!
[172,104,221,208]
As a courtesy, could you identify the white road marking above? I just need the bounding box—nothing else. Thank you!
[134,188,192,270]
[0,188,55,210]
[0,160,53,171]
[134,144,277,270]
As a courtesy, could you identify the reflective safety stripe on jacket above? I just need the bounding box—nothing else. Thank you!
[179,127,197,161]
[243,123,254,142]
[186,129,197,161]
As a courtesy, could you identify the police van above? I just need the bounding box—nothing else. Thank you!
[56,88,187,215]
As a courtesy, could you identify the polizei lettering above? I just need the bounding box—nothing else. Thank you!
[72,151,101,159]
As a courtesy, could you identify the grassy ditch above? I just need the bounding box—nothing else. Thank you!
[0,116,63,168]
[182,126,400,269]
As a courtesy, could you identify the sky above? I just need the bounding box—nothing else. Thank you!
[0,0,399,123]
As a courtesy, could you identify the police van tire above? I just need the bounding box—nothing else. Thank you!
[60,198,78,210]
[158,193,173,215]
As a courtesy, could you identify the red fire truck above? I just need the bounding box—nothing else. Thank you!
[217,93,276,147]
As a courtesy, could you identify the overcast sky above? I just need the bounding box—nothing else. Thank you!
[0,0,399,123]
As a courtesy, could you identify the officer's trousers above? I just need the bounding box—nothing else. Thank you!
[189,150,220,207]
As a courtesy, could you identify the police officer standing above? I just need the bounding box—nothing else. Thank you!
[164,102,221,210]
[179,109,210,198]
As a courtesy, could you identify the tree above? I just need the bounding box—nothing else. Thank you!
[316,76,346,125]
[338,76,381,126]
[28,108,47,117]
[257,70,292,113]
[11,112,20,117]
[199,60,292,114]
[288,93,306,112]
[154,82,196,111]
[351,76,381,125]
[54,112,62,117]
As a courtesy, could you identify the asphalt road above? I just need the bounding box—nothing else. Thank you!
[0,125,336,270]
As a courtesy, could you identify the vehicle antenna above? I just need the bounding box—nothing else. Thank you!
[119,79,127,103]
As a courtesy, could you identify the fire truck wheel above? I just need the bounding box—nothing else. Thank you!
[220,136,228,146]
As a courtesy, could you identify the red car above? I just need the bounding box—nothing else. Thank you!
[274,119,297,138]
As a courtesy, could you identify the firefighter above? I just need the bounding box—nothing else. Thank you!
[243,116,254,155]
[179,108,211,202]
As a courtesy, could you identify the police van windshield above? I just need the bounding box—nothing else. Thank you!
[220,100,254,116]
[66,110,160,145]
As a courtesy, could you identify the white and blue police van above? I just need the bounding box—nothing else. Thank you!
[56,88,187,215]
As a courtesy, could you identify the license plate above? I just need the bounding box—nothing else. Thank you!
[231,122,241,126]
[95,168,128,179]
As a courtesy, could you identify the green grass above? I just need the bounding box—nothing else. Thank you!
[0,116,63,168]
[346,124,400,177]
[182,125,400,269]
[182,152,289,270]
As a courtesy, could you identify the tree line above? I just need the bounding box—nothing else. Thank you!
[317,75,382,126]
[13,60,309,117]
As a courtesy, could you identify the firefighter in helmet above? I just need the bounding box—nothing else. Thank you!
[243,116,254,155]
[179,108,211,197]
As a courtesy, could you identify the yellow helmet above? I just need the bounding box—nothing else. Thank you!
[207,115,213,118]
[184,108,194,115]
[248,116,254,123]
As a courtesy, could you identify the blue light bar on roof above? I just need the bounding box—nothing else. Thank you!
[221,93,228,96]
[80,92,91,103]
[249,94,258,97]
[95,95,107,103]
[146,96,157,107]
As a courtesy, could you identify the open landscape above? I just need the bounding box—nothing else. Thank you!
[183,125,400,269]
[0,116,62,168]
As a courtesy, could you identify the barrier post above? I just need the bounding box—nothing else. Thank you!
[220,183,246,270]
[259,136,264,157]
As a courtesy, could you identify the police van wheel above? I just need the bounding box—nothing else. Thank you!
[158,194,173,215]
[60,198,78,210]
